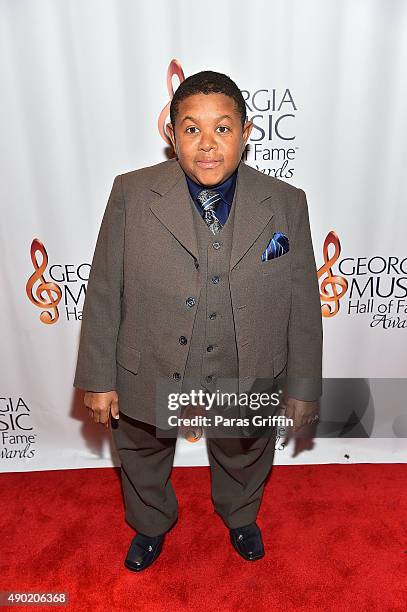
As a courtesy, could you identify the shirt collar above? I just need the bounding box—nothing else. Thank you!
[184,166,238,208]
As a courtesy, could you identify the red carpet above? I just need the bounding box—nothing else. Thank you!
[0,464,406,611]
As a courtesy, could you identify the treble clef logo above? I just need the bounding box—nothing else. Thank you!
[26,238,62,324]
[157,58,185,145]
[317,231,348,318]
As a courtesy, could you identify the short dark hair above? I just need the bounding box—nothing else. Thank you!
[169,70,247,133]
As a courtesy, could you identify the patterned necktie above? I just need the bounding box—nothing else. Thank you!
[196,189,223,234]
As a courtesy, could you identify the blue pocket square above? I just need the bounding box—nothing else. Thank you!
[261,231,290,261]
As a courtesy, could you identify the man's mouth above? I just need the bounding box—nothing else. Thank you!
[196,160,222,169]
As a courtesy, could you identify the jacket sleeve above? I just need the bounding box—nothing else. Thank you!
[73,174,125,392]
[285,188,323,401]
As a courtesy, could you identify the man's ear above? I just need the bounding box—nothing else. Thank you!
[166,122,176,153]
[242,120,254,146]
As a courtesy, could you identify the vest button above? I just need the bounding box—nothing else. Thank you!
[208,312,217,320]
[211,276,220,284]
[205,375,214,383]
[172,372,181,380]
[186,296,196,307]
[179,336,187,345]
[212,241,221,249]
[207,345,214,352]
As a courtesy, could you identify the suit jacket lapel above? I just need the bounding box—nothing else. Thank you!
[229,160,276,271]
[149,158,199,261]
[149,158,276,269]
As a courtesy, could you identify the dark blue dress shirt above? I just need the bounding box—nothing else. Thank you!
[184,167,238,225]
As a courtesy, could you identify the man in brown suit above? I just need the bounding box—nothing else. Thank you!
[73,71,323,572]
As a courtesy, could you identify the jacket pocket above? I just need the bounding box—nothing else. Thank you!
[261,250,291,274]
[116,340,141,375]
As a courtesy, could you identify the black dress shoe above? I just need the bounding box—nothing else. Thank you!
[124,532,165,572]
[230,522,265,561]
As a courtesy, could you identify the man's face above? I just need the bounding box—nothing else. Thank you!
[166,92,253,187]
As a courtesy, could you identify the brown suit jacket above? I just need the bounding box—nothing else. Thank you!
[73,158,323,424]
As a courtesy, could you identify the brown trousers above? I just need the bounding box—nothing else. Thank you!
[110,412,277,537]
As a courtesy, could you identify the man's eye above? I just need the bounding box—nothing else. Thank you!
[186,127,198,134]
[217,126,230,133]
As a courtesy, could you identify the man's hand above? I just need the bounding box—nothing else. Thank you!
[283,395,320,431]
[84,390,119,429]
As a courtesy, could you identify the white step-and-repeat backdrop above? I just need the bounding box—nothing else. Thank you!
[1,0,406,472]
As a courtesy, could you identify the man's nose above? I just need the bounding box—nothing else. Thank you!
[198,132,217,150]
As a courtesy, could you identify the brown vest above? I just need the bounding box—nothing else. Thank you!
[181,182,239,403]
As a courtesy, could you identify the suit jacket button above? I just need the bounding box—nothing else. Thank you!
[186,297,196,307]
[205,375,214,383]
[179,336,187,345]
[194,260,199,269]
[211,276,220,284]
[207,345,214,352]
[172,372,181,380]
